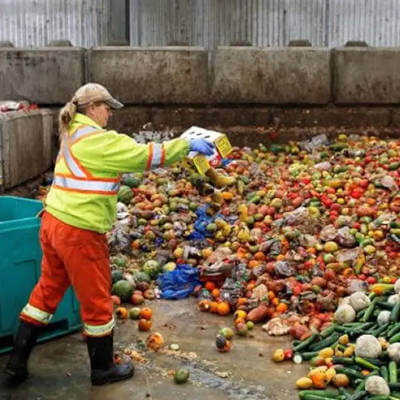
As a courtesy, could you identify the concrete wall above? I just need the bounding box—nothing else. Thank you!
[2,45,400,107]
[0,48,85,104]
[0,110,53,190]
[333,47,400,104]
[212,47,331,104]
[88,47,209,104]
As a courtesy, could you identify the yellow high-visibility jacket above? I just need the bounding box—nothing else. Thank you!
[45,113,189,233]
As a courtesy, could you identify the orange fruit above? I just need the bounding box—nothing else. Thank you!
[139,307,153,320]
[276,303,288,313]
[205,281,216,291]
[138,318,152,331]
[115,307,128,319]
[217,302,230,316]
[211,288,220,299]
[254,251,265,261]
[210,301,219,313]
[248,260,259,269]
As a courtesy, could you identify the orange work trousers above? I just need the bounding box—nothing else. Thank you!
[20,211,114,337]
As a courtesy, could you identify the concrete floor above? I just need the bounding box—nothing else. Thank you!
[0,299,308,400]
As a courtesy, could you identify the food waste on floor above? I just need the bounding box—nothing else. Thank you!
[36,132,400,390]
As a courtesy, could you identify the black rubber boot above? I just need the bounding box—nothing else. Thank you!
[87,333,134,386]
[4,321,40,383]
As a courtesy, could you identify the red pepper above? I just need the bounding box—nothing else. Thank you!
[366,276,377,284]
[283,348,293,360]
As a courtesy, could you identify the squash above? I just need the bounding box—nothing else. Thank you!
[117,185,133,205]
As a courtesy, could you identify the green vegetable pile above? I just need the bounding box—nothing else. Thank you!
[294,282,400,400]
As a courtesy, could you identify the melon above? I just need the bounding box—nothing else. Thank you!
[142,260,161,278]
[112,280,133,302]
[111,269,124,284]
[122,174,141,188]
[117,185,133,205]
[132,270,151,284]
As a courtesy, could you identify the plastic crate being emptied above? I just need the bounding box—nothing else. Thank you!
[0,196,82,354]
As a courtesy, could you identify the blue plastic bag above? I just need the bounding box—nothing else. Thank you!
[187,205,224,240]
[157,264,200,300]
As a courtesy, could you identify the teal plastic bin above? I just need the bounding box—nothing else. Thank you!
[0,196,82,354]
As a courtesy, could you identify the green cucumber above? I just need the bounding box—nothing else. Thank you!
[369,323,390,337]
[338,387,351,399]
[390,383,400,390]
[380,365,389,381]
[299,390,340,399]
[355,356,380,371]
[332,356,355,365]
[300,351,320,360]
[389,360,398,383]
[361,298,378,322]
[293,333,319,352]
[366,396,389,400]
[388,323,400,337]
[391,302,400,323]
[376,301,395,310]
[389,333,400,344]
[335,367,365,380]
[321,325,337,338]
[335,325,350,333]
[310,333,340,352]
[362,358,387,367]
[349,391,367,400]
[357,309,367,319]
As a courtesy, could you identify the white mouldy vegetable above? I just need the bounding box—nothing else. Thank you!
[349,292,371,311]
[377,310,391,325]
[388,294,400,304]
[365,376,390,396]
[355,335,382,359]
[388,343,400,363]
[334,304,356,324]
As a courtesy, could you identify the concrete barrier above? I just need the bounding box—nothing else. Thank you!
[0,48,85,104]
[333,48,400,104]
[88,47,209,104]
[211,47,331,104]
[0,110,53,189]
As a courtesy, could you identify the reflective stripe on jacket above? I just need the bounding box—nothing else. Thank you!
[45,113,190,233]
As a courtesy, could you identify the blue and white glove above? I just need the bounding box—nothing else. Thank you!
[189,139,214,156]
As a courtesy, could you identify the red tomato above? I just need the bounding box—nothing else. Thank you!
[330,203,341,212]
[351,188,364,199]
[366,276,377,284]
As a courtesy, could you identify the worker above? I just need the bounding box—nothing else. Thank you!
[4,83,214,386]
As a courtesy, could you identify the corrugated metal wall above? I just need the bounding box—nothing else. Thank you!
[0,0,110,48]
[130,0,400,48]
[1,0,400,48]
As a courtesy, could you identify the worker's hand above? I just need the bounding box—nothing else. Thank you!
[189,139,214,156]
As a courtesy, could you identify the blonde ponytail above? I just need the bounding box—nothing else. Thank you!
[58,100,77,137]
